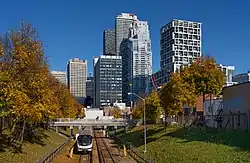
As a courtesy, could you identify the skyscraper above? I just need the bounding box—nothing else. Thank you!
[94,55,122,107]
[160,19,202,82]
[67,58,87,104]
[51,71,67,86]
[103,29,116,55]
[121,21,152,105]
[115,13,138,55]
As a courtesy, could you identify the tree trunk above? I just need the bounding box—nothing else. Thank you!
[19,120,26,151]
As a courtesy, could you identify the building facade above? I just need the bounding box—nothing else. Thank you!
[233,72,250,84]
[217,64,237,86]
[67,58,87,104]
[94,55,122,107]
[85,76,94,107]
[115,13,138,55]
[121,21,152,105]
[51,71,67,86]
[103,29,116,55]
[159,19,202,83]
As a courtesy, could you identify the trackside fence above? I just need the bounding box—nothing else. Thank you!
[37,138,71,163]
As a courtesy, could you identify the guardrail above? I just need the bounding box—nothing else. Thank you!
[37,138,71,163]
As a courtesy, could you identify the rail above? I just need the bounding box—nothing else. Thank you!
[94,131,115,163]
[114,136,156,163]
[37,138,71,163]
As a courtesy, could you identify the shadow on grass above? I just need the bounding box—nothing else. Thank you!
[0,127,51,153]
[165,127,250,151]
[23,128,49,146]
[0,133,9,152]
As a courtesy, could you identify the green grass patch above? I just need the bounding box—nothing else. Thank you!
[0,128,67,163]
[117,125,250,163]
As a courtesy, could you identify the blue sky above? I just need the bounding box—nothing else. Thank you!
[0,0,250,74]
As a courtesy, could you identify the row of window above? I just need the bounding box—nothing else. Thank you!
[174,33,200,40]
[175,27,200,34]
[173,20,201,28]
[174,45,201,52]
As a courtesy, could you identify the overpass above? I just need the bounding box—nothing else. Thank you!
[49,118,136,127]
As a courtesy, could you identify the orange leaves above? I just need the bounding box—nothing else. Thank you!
[160,56,224,116]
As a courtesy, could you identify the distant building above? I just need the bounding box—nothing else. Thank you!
[121,20,152,105]
[94,55,122,107]
[103,29,116,55]
[85,76,94,107]
[233,72,250,84]
[51,71,67,85]
[217,64,237,86]
[67,58,87,104]
[116,13,138,55]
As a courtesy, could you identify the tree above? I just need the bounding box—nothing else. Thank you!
[131,101,143,119]
[145,91,162,123]
[160,56,225,122]
[160,72,197,118]
[112,108,122,119]
[183,57,225,105]
[0,22,85,150]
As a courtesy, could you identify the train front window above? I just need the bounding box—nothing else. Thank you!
[77,135,92,146]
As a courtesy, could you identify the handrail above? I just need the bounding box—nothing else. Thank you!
[37,138,71,163]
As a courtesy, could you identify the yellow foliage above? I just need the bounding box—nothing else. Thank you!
[0,23,84,122]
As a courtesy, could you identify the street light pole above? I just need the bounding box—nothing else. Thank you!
[143,98,147,153]
[128,92,147,153]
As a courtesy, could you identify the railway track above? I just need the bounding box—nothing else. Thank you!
[78,152,92,163]
[94,130,116,163]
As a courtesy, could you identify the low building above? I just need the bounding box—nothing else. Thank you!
[223,82,250,130]
[51,71,67,85]
[233,72,250,84]
[217,64,237,86]
[84,108,104,119]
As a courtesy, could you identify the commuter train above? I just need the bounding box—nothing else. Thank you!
[76,129,93,153]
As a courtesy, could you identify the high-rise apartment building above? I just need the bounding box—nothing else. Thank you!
[67,58,87,104]
[121,21,152,105]
[94,55,122,107]
[103,29,116,55]
[160,19,202,82]
[51,71,67,86]
[115,13,138,55]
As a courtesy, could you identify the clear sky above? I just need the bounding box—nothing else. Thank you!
[0,0,249,74]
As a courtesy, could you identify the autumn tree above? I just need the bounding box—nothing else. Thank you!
[145,91,162,123]
[131,101,143,119]
[112,107,122,119]
[160,72,196,119]
[183,57,225,105]
[160,56,224,124]
[0,22,84,150]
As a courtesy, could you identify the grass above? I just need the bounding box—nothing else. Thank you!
[117,125,250,163]
[0,127,71,163]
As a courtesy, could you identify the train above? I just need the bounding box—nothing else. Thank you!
[76,129,93,153]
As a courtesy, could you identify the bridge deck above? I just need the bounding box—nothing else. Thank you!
[49,119,133,127]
